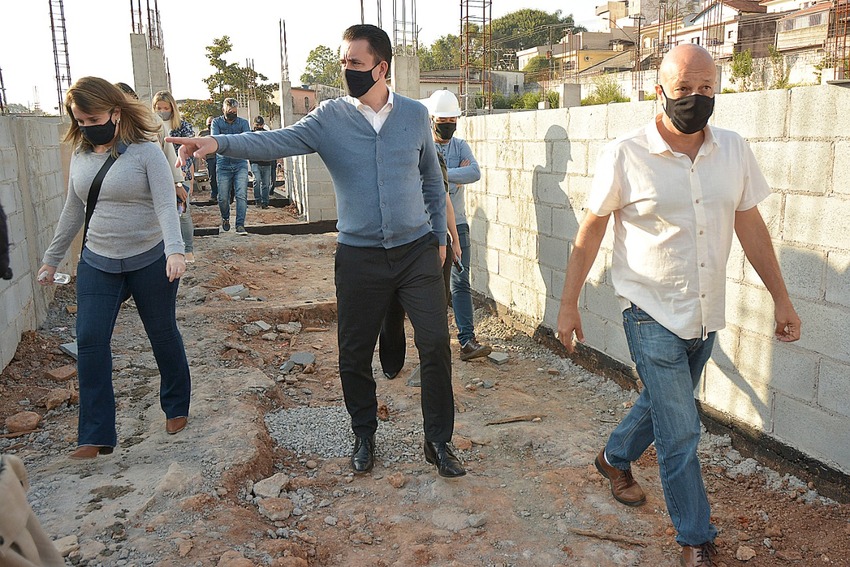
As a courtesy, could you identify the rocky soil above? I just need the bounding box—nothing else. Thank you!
[2,200,849,567]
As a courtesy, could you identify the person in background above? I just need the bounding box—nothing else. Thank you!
[39,76,190,460]
[168,24,465,479]
[556,44,800,567]
[153,90,196,262]
[211,98,250,235]
[114,82,186,222]
[250,116,274,209]
[199,116,218,202]
[427,90,490,362]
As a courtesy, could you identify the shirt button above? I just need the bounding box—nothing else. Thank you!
[699,230,704,235]
[695,199,700,204]
[701,294,706,298]
[700,263,705,267]
[380,181,385,186]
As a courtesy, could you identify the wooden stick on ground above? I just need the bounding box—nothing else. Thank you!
[568,528,648,547]
[485,414,545,426]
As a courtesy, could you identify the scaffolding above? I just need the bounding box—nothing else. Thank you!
[459,0,492,114]
[701,0,725,59]
[393,0,418,56]
[828,0,850,81]
[49,0,72,116]
[0,67,7,115]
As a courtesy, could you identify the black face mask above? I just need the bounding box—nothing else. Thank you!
[225,112,237,122]
[80,112,117,146]
[344,63,380,98]
[661,87,715,135]
[434,122,457,141]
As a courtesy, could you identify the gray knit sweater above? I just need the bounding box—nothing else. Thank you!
[42,141,183,266]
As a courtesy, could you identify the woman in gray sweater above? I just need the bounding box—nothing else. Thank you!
[38,77,190,460]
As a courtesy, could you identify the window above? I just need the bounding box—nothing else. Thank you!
[304,97,309,110]
[728,30,734,39]
[809,13,823,26]
[692,37,700,44]
[513,84,519,93]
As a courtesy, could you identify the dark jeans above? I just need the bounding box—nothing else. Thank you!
[206,157,218,201]
[336,233,453,441]
[450,224,475,344]
[379,243,451,376]
[75,255,191,447]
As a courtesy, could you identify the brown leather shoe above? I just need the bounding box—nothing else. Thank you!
[69,445,113,460]
[166,416,188,435]
[681,542,717,566]
[594,448,646,506]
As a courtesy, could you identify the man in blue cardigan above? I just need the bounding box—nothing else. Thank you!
[168,24,465,478]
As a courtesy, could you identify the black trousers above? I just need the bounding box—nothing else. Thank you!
[335,233,454,442]
[379,246,452,375]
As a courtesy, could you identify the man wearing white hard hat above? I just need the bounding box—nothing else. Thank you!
[427,90,491,361]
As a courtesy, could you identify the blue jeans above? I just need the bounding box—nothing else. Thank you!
[75,256,190,447]
[217,161,248,227]
[206,157,218,201]
[606,304,716,546]
[450,223,475,344]
[251,163,272,205]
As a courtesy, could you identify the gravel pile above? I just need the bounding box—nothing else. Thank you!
[265,406,425,462]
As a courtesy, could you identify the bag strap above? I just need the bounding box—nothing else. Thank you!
[82,153,117,253]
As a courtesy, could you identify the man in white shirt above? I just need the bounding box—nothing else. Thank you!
[556,44,800,567]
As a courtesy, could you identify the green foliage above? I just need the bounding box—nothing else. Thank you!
[179,99,220,130]
[509,90,558,110]
[301,45,342,87]
[491,91,522,109]
[768,46,792,89]
[642,92,657,101]
[721,87,737,94]
[419,34,462,71]
[581,74,629,105]
[522,55,551,76]
[201,36,280,124]
[730,49,754,92]
[491,9,585,52]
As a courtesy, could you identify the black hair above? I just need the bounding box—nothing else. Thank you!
[114,82,138,99]
[342,24,392,71]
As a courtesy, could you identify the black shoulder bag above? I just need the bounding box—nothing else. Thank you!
[82,153,118,253]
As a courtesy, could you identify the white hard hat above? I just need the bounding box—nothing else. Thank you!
[421,90,461,118]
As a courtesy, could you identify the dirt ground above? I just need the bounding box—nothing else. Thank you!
[2,200,849,567]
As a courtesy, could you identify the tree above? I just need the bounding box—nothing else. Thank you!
[522,55,551,82]
[301,45,342,87]
[491,9,585,53]
[730,49,754,92]
[419,34,462,71]
[179,99,220,130]
[201,36,280,125]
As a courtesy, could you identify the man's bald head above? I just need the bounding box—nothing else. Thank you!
[658,44,717,93]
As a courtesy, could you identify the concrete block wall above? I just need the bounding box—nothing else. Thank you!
[0,117,71,370]
[461,85,850,474]
[284,154,338,223]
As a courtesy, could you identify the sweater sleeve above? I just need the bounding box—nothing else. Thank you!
[215,109,325,162]
[142,143,184,257]
[42,153,85,266]
[447,139,480,185]
[419,112,447,245]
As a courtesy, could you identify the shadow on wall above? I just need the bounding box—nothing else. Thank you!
[532,123,580,341]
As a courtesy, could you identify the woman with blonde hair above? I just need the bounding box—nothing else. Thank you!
[38,76,191,460]
[153,90,196,262]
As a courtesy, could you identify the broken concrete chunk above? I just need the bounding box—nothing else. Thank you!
[279,360,296,374]
[221,284,249,298]
[290,352,316,366]
[276,322,302,334]
[252,472,291,499]
[242,324,260,336]
[254,320,272,331]
[60,341,78,360]
[46,364,77,382]
[488,352,510,365]
[406,365,421,388]
[261,332,278,341]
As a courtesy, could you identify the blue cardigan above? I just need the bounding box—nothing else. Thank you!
[214,94,446,248]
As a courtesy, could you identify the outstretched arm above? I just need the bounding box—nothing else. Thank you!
[735,206,801,342]
[556,212,611,353]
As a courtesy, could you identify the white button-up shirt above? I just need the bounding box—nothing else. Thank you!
[587,119,771,340]
[344,87,394,133]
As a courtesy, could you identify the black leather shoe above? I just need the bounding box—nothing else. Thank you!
[351,435,375,473]
[383,369,400,380]
[424,440,466,478]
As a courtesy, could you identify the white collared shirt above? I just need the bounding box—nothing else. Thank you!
[344,87,394,133]
[587,118,771,340]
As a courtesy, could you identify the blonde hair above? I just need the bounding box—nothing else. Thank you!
[64,76,159,155]
[152,90,183,131]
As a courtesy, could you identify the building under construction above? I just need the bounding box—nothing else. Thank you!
[459,0,492,114]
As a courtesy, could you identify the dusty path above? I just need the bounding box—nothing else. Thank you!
[2,204,849,566]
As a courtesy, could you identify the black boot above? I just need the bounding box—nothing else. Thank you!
[424,440,466,478]
[351,435,375,473]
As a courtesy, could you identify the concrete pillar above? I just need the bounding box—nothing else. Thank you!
[279,80,294,126]
[390,55,420,99]
[130,34,151,103]
[559,83,582,108]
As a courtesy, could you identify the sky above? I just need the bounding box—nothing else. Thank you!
[2,0,604,111]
